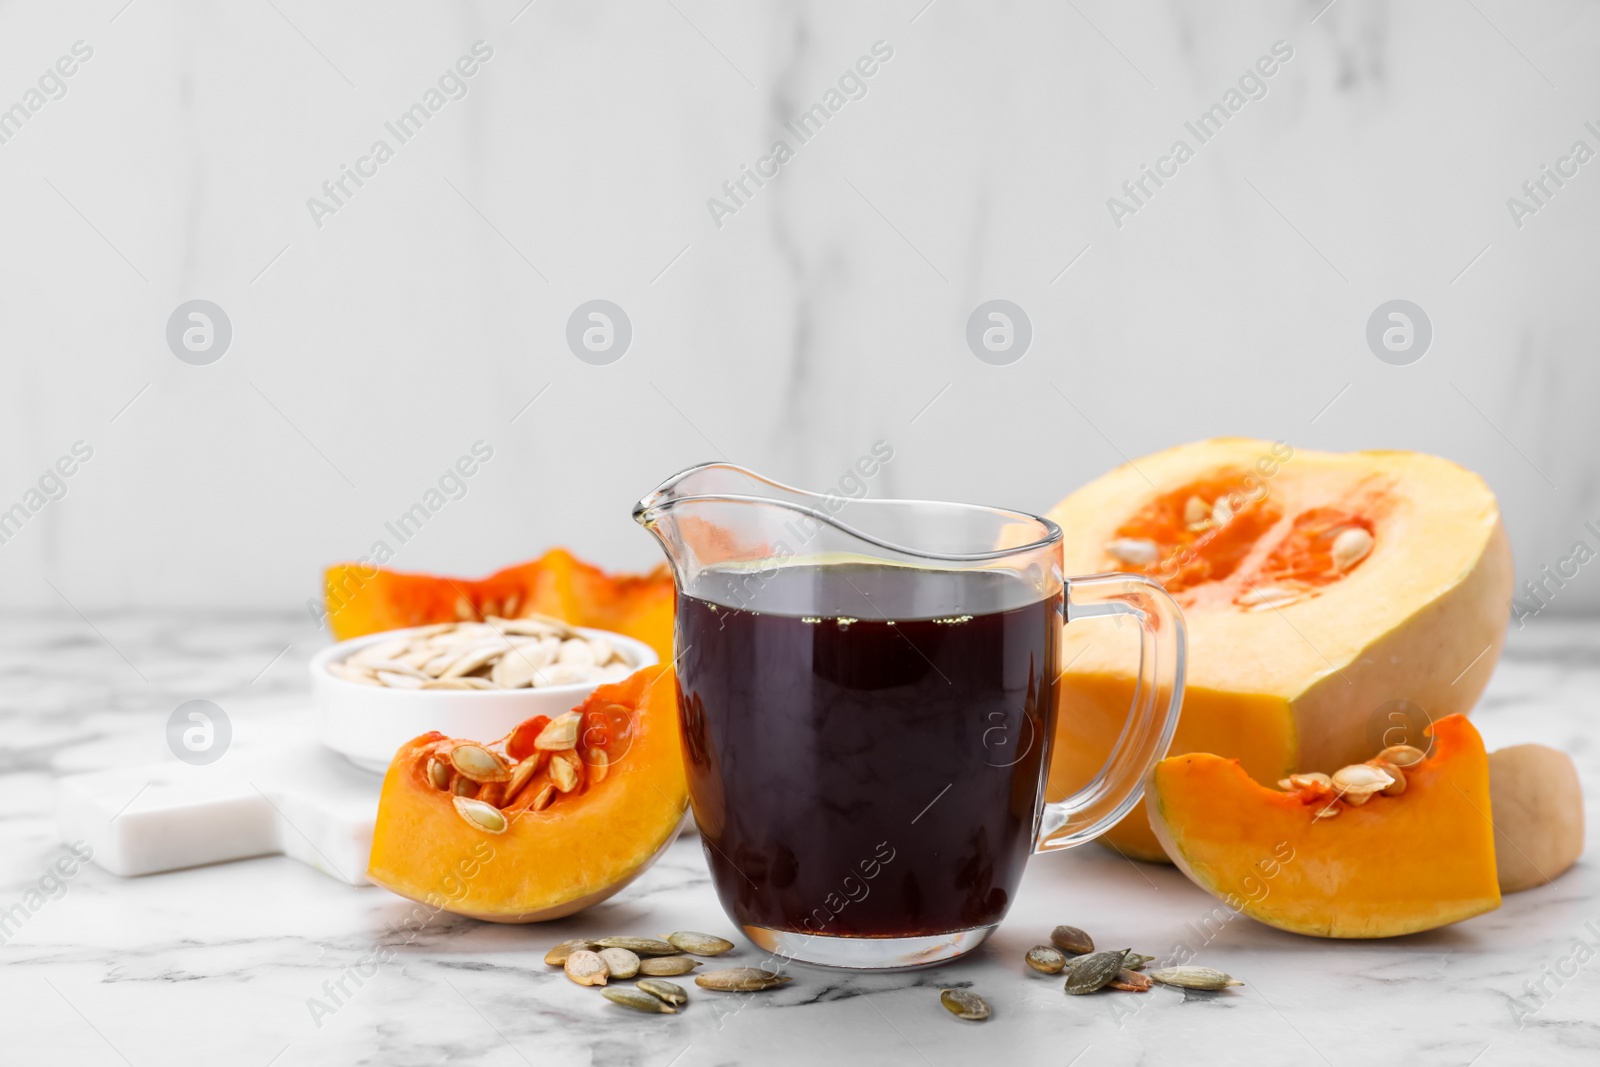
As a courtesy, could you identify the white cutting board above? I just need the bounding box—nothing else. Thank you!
[56,742,382,885]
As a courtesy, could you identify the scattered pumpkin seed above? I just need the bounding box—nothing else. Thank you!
[638,956,701,976]
[1121,952,1155,971]
[696,967,792,992]
[564,949,609,986]
[543,939,594,966]
[598,947,641,979]
[1025,945,1067,974]
[1108,969,1152,992]
[939,988,990,1021]
[594,936,679,957]
[602,987,676,1014]
[1148,966,1243,990]
[1049,925,1095,956]
[666,931,736,956]
[1063,949,1128,995]
[637,979,689,1007]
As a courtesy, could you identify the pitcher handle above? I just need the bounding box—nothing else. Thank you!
[1035,572,1186,853]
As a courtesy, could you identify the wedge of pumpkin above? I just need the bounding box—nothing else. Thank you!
[1147,714,1501,938]
[367,664,687,922]
[322,548,676,660]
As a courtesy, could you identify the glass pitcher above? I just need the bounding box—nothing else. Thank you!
[635,463,1185,970]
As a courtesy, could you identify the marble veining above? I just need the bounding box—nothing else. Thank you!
[1,611,1597,1064]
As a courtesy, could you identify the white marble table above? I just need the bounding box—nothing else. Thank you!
[2,612,1597,1066]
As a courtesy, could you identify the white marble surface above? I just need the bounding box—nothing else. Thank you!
[2,610,1598,1065]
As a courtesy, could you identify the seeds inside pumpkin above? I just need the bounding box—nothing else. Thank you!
[451,795,507,834]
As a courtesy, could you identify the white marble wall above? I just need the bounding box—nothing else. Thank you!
[2,0,1598,616]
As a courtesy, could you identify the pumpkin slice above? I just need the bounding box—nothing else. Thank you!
[367,664,687,922]
[323,548,675,660]
[1046,439,1512,861]
[1147,714,1501,938]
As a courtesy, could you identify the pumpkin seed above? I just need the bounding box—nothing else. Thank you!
[450,743,511,783]
[665,931,735,956]
[1108,969,1152,992]
[543,939,594,966]
[1064,949,1127,995]
[549,751,582,793]
[939,988,989,1021]
[594,936,678,957]
[1331,527,1373,570]
[638,956,701,976]
[1121,952,1155,971]
[1212,498,1234,526]
[564,949,609,986]
[1377,744,1426,768]
[535,712,581,751]
[637,979,689,1007]
[598,947,641,979]
[1105,538,1159,566]
[1049,925,1095,956]
[529,782,556,811]
[695,967,791,992]
[502,758,539,805]
[1025,945,1067,974]
[602,988,675,1014]
[451,776,479,798]
[426,758,450,791]
[1148,966,1243,990]
[451,795,507,834]
[1368,758,1407,796]
[328,621,630,689]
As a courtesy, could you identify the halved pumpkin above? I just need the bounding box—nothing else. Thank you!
[367,664,687,921]
[1046,439,1512,861]
[1147,714,1501,938]
[323,548,676,660]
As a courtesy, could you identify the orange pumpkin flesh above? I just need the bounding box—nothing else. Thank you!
[367,665,687,922]
[1147,714,1501,938]
[1047,439,1512,861]
[324,548,676,660]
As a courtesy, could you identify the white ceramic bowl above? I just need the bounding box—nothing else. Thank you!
[312,625,660,773]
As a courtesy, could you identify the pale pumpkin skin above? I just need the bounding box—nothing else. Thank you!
[1489,744,1585,893]
[1146,715,1501,939]
[1045,439,1513,863]
[367,666,687,922]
